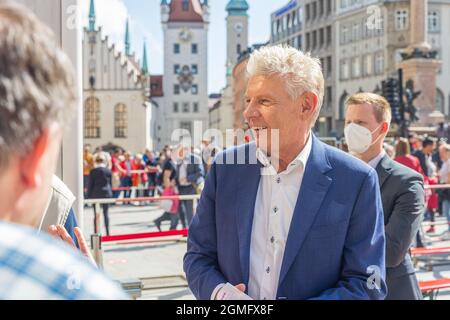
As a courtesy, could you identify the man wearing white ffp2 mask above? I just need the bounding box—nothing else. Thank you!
[344,93,425,300]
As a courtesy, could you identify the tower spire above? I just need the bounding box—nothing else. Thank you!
[125,19,131,56]
[89,0,96,31]
[142,40,149,75]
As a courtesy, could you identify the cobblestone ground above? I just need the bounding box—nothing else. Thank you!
[83,204,450,300]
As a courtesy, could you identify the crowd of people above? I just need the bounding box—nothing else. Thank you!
[83,142,218,235]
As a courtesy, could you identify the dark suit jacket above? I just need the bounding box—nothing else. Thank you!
[177,154,205,188]
[87,166,113,199]
[376,155,425,300]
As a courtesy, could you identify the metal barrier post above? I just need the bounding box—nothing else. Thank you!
[94,202,101,234]
[91,233,103,270]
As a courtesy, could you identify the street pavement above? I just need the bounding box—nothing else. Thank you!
[82,204,450,300]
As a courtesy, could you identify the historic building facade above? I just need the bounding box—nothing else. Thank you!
[83,0,153,153]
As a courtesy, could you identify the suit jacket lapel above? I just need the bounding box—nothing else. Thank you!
[236,143,261,285]
[278,135,333,287]
[375,155,392,189]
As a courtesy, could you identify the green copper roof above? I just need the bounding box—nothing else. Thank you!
[226,0,249,16]
[88,0,96,31]
[141,41,149,75]
[125,19,131,56]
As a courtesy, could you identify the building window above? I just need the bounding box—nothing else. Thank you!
[306,4,310,21]
[352,57,361,78]
[191,64,198,74]
[312,30,317,49]
[182,0,189,11]
[174,84,180,95]
[180,121,192,134]
[114,103,127,138]
[319,28,325,47]
[174,64,180,74]
[375,53,384,75]
[84,97,100,139]
[193,102,199,113]
[192,84,199,95]
[319,0,324,16]
[341,25,348,44]
[297,35,302,49]
[312,1,317,19]
[428,11,440,33]
[326,86,332,107]
[352,23,360,42]
[237,44,241,55]
[326,26,332,46]
[173,102,179,113]
[306,33,311,50]
[192,43,198,54]
[182,102,190,113]
[327,0,332,15]
[395,10,409,31]
[364,54,373,76]
[341,59,349,80]
[174,43,180,54]
[339,92,349,120]
[326,56,332,77]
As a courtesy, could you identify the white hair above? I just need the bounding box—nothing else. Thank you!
[246,45,325,127]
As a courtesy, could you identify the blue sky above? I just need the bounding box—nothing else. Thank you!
[81,0,284,94]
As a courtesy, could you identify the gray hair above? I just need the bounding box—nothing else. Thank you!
[0,1,77,170]
[246,45,325,128]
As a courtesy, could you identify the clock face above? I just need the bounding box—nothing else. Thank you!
[234,23,244,34]
[179,29,192,42]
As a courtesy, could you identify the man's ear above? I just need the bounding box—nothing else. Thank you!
[300,92,318,118]
[19,128,52,188]
[382,122,390,134]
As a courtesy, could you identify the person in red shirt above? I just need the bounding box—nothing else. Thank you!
[395,138,434,233]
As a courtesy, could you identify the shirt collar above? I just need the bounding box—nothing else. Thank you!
[368,150,386,169]
[256,132,313,173]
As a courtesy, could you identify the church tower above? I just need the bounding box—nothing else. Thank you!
[159,0,210,147]
[226,0,249,83]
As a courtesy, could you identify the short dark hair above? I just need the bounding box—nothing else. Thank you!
[423,138,435,149]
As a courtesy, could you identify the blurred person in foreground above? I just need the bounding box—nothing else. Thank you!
[0,1,126,300]
[345,93,424,300]
[184,45,387,300]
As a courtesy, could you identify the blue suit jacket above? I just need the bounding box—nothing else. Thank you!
[184,135,387,300]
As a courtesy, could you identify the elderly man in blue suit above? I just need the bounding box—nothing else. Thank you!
[184,45,387,300]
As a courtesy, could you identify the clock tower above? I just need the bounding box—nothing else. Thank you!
[159,0,210,149]
[226,0,249,83]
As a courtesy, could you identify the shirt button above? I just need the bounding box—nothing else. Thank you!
[266,267,271,274]
[276,177,281,184]
[271,236,275,244]
[273,207,279,213]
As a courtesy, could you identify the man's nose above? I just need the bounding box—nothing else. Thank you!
[243,102,261,122]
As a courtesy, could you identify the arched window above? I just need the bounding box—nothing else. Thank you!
[436,89,445,115]
[339,92,349,120]
[84,97,100,138]
[395,10,409,31]
[115,103,128,138]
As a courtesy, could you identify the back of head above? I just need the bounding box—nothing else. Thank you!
[0,1,77,170]
[395,138,411,157]
[0,2,77,225]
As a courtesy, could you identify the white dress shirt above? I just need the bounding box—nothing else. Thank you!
[247,133,313,300]
[368,150,386,169]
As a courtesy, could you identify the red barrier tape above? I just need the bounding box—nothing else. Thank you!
[102,229,188,243]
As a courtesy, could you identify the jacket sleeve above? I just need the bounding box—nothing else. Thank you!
[385,174,425,267]
[311,169,387,300]
[183,160,227,300]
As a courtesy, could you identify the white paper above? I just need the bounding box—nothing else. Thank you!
[216,283,254,300]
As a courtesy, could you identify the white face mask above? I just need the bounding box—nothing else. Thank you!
[344,123,383,155]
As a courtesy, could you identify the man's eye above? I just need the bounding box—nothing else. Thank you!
[260,100,271,105]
